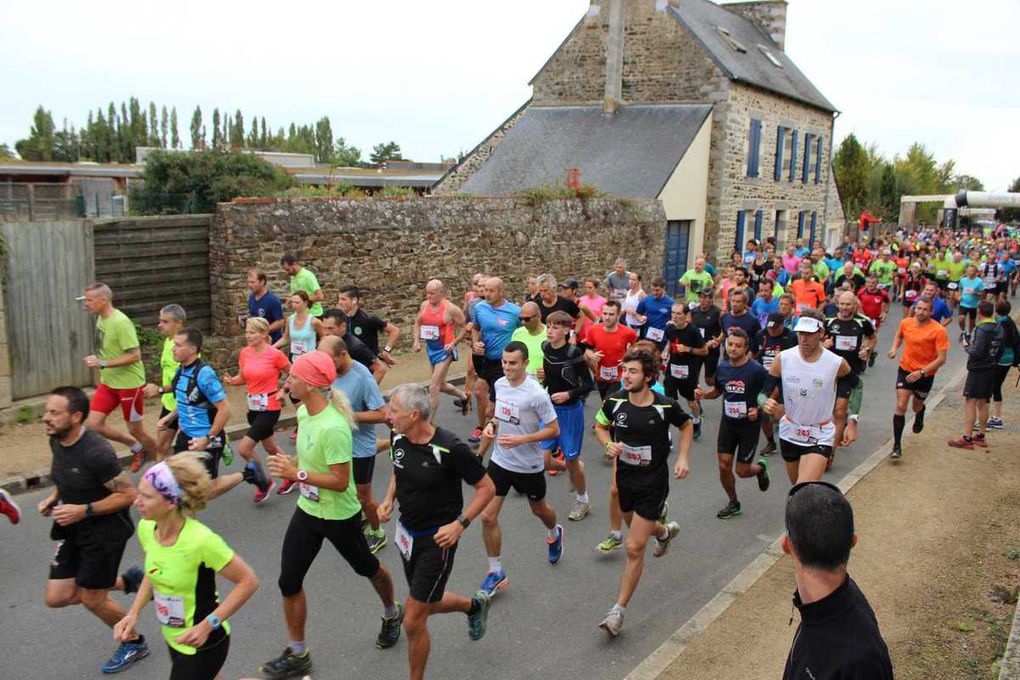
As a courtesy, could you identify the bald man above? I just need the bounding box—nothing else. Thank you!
[413,279,469,420]
[511,302,547,379]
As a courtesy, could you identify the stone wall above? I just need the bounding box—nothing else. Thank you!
[0,276,10,410]
[207,196,666,365]
[432,102,531,195]
[722,1,787,51]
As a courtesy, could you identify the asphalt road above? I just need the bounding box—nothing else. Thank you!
[1,304,969,680]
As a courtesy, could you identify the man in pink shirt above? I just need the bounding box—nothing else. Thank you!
[782,244,801,275]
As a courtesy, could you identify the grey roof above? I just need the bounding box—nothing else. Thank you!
[669,0,836,112]
[459,104,711,198]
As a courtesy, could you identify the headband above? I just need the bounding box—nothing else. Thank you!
[292,350,337,388]
[144,462,182,507]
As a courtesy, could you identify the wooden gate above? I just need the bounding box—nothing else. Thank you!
[2,221,96,399]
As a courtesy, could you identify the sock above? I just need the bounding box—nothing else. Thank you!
[289,640,306,655]
[488,556,502,574]
[467,598,482,616]
[372,526,385,538]
[893,415,905,446]
[693,416,702,425]
[610,530,622,540]
[130,442,143,454]
[914,406,926,423]
[384,603,398,619]
[576,492,589,503]
[611,603,626,616]
[547,525,560,540]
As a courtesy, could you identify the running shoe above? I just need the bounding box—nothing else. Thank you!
[868,351,877,368]
[128,449,145,474]
[468,427,482,444]
[547,524,564,564]
[693,418,702,441]
[758,439,777,457]
[375,604,404,649]
[121,564,143,595]
[453,397,470,416]
[366,531,387,555]
[598,609,624,637]
[0,488,21,524]
[253,480,277,504]
[596,534,624,554]
[948,437,974,449]
[568,500,591,522]
[912,406,926,434]
[987,416,1005,429]
[972,433,988,448]
[652,521,681,558]
[548,450,565,476]
[467,591,492,641]
[261,647,312,679]
[659,500,670,526]
[959,332,965,342]
[890,445,902,460]
[716,499,742,520]
[756,459,770,492]
[276,479,296,495]
[221,441,234,467]
[101,636,149,674]
[479,570,509,597]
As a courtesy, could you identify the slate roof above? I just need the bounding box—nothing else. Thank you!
[669,0,836,112]
[459,104,712,198]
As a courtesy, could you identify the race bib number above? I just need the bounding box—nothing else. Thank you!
[419,325,440,340]
[698,327,706,338]
[964,287,976,296]
[724,400,748,419]
[983,276,997,287]
[834,335,858,351]
[619,443,652,466]
[599,365,619,382]
[937,269,948,277]
[291,340,309,355]
[762,355,775,370]
[905,289,918,301]
[495,400,520,425]
[247,392,269,412]
[395,522,414,561]
[646,326,665,342]
[670,364,689,379]
[299,482,320,502]
[897,267,906,274]
[154,590,186,628]
[947,282,958,290]
[780,418,823,444]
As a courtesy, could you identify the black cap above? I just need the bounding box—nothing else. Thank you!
[767,312,784,328]
[699,288,714,297]
[560,278,579,289]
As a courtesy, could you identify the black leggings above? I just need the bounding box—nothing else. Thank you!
[278,507,380,597]
[168,633,229,680]
[992,364,1012,403]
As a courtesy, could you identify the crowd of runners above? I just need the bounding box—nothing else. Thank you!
[2,223,1019,680]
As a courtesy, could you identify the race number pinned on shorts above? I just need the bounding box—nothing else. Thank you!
[247,393,269,412]
[299,483,320,502]
[495,400,520,425]
[947,282,958,290]
[291,341,309,355]
[599,365,619,382]
[419,325,440,341]
[670,364,689,379]
[834,335,858,351]
[724,400,748,419]
[619,443,652,466]
[646,326,665,343]
[905,290,918,301]
[154,590,186,628]
[395,522,414,561]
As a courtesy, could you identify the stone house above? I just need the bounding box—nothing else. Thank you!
[435,0,845,288]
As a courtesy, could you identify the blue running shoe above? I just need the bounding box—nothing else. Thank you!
[120,564,143,595]
[479,570,508,597]
[547,524,564,564]
[101,636,149,674]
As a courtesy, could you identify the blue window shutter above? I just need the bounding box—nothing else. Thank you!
[789,130,799,182]
[754,210,763,240]
[736,211,746,250]
[747,119,761,177]
[774,126,785,181]
[797,211,806,239]
[809,211,817,247]
[815,136,824,184]
[802,133,813,183]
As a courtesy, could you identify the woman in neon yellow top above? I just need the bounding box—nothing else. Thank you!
[113,454,258,680]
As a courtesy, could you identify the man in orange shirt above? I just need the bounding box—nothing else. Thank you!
[886,298,950,459]
[790,260,827,314]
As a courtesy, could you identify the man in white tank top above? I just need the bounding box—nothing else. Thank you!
[762,310,853,484]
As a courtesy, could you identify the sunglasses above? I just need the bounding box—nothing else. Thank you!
[520,315,537,322]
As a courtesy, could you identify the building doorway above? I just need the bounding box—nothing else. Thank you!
[663,219,691,297]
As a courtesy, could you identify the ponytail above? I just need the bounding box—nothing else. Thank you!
[322,386,357,429]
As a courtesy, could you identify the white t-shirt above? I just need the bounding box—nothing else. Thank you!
[490,376,558,474]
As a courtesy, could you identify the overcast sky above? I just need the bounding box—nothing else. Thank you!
[2,0,1017,189]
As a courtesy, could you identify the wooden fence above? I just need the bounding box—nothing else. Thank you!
[93,216,213,331]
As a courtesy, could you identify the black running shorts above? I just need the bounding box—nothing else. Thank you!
[779,438,833,462]
[352,456,376,486]
[486,461,546,501]
[717,419,761,464]
[616,476,668,522]
[963,368,995,401]
[895,367,934,399]
[401,532,457,604]
[246,409,280,442]
[49,525,129,590]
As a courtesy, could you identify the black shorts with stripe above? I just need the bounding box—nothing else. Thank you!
[402,532,458,604]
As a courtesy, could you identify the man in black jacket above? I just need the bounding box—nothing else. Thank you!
[782,481,893,680]
[949,299,1004,449]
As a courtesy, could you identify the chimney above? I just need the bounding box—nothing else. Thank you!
[724,1,788,52]
[603,0,625,115]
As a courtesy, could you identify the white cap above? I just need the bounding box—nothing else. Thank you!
[793,316,824,333]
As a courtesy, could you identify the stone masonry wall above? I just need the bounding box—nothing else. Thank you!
[0,276,10,409]
[207,196,666,365]
[531,0,726,105]
[432,102,530,195]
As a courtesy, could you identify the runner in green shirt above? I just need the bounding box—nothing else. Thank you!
[678,257,715,303]
[262,351,401,678]
[280,253,324,317]
[511,301,548,377]
[143,305,186,459]
[868,251,897,289]
[115,454,258,680]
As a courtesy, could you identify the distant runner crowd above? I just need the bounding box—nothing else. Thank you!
[2,223,1019,680]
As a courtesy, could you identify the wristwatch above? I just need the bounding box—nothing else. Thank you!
[383,345,393,353]
[85,503,95,518]
[457,513,471,529]
[296,469,308,482]
[99,360,108,368]
[918,368,925,376]
[205,614,222,630]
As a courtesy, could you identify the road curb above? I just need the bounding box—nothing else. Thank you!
[0,372,468,496]
[624,362,969,680]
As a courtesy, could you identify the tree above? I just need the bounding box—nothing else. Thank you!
[332,137,362,167]
[159,106,169,148]
[211,108,222,150]
[170,107,181,149]
[878,162,898,219]
[832,133,868,219]
[190,106,203,150]
[230,109,245,149]
[148,102,159,147]
[0,143,16,159]
[259,117,268,148]
[247,115,259,148]
[370,141,403,164]
[15,106,56,161]
[314,116,334,163]
[998,177,1020,222]
[950,174,983,192]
